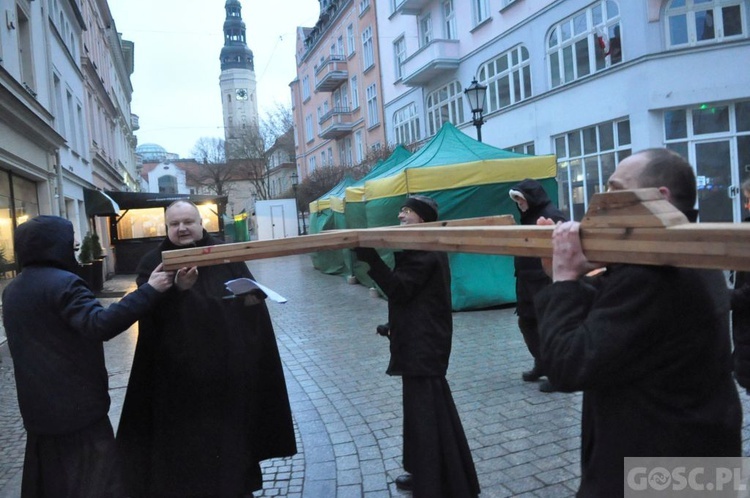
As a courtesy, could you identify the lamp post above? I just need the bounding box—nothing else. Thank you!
[464,77,488,142]
[291,171,306,235]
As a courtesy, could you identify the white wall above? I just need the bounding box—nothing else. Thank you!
[255,199,299,240]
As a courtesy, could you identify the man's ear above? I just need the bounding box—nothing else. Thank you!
[658,186,671,202]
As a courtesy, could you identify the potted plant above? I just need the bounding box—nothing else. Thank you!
[76,232,94,286]
[77,232,103,292]
[89,232,105,292]
[78,232,93,265]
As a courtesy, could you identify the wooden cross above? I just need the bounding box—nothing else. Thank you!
[161,189,750,272]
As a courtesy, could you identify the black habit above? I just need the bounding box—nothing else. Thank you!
[116,231,296,497]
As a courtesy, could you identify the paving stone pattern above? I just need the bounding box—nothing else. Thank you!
[2,254,750,497]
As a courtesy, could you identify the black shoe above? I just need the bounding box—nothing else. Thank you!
[539,380,557,393]
[395,473,413,491]
[522,366,543,382]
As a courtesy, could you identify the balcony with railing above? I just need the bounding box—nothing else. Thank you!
[314,55,348,92]
[131,113,140,131]
[401,39,460,87]
[393,0,430,15]
[319,107,355,139]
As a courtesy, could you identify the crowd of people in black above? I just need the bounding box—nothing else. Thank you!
[3,148,748,498]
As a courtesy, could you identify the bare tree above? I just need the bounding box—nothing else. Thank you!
[294,144,398,208]
[227,104,296,201]
[227,123,270,200]
[188,137,236,197]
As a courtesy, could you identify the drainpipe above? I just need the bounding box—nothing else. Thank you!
[56,151,65,216]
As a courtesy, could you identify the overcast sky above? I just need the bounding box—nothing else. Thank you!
[108,0,320,159]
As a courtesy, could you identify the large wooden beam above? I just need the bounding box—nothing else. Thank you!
[161,189,750,271]
[160,215,515,270]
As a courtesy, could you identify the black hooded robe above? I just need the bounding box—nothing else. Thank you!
[3,216,166,498]
[116,231,296,497]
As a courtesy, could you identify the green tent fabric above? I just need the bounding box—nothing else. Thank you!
[343,146,413,286]
[308,175,356,274]
[361,122,558,311]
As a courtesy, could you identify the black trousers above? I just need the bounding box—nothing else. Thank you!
[518,315,541,364]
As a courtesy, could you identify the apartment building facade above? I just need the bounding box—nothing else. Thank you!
[374,0,749,221]
[0,0,138,280]
[291,0,387,180]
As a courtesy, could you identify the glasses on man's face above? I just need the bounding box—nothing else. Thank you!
[399,207,413,215]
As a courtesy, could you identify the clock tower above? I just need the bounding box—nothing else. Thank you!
[220,0,259,158]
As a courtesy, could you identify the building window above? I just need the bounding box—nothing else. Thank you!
[443,0,457,39]
[333,83,349,110]
[426,81,465,136]
[366,83,379,127]
[666,0,745,48]
[507,142,535,155]
[359,0,370,15]
[351,76,360,109]
[394,36,406,80]
[346,24,355,56]
[308,156,317,175]
[158,175,178,194]
[663,100,750,222]
[302,76,310,101]
[336,36,344,56]
[554,118,632,221]
[393,103,421,145]
[419,14,433,47]
[17,6,36,92]
[362,26,374,70]
[473,0,490,26]
[305,114,313,142]
[339,137,353,165]
[547,0,622,89]
[479,45,531,113]
[355,130,364,163]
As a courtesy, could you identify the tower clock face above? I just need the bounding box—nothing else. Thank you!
[235,88,249,100]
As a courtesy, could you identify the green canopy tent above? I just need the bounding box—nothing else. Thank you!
[343,145,413,286]
[362,122,557,310]
[308,175,356,274]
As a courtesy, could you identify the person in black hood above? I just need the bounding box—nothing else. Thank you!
[2,215,174,498]
[353,195,480,498]
[508,179,566,392]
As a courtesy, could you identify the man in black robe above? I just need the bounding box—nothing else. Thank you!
[536,149,742,497]
[117,200,296,498]
[354,195,480,498]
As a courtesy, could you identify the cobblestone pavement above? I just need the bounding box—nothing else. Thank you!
[2,254,750,497]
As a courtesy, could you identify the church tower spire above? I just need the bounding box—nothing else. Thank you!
[220,0,259,157]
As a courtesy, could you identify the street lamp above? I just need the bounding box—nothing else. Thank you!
[464,77,488,142]
[291,171,306,235]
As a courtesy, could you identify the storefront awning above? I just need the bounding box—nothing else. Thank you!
[83,188,121,217]
[102,191,227,210]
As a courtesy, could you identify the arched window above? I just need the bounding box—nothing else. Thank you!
[666,0,745,48]
[547,1,622,89]
[158,175,178,194]
[393,103,421,145]
[478,45,531,113]
[425,81,465,137]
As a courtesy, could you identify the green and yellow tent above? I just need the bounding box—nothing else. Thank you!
[363,122,557,310]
